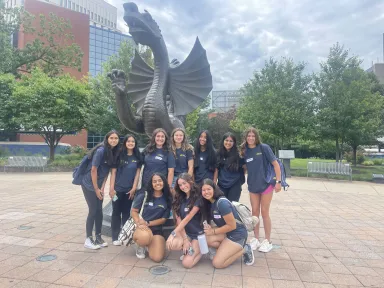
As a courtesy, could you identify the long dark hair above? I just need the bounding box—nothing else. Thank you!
[119,134,142,164]
[88,130,120,167]
[144,128,170,154]
[145,172,172,209]
[240,127,261,157]
[218,132,240,172]
[173,173,201,217]
[194,130,216,171]
[200,178,224,225]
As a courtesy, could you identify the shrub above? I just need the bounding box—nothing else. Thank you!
[344,152,365,164]
[0,147,10,157]
[373,159,383,166]
[71,145,87,156]
[362,160,374,166]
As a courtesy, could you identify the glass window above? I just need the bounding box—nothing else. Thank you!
[98,15,100,22]
[90,26,95,34]
[96,59,101,66]
[96,29,102,36]
[91,12,94,19]
[90,39,95,46]
[96,52,102,59]
[76,5,79,11]
[89,33,95,40]
[96,47,101,54]
[89,45,95,52]
[102,30,109,37]
[96,35,102,42]
[60,0,63,6]
[89,58,95,64]
[95,40,102,47]
[103,42,109,49]
[102,55,108,61]
[64,0,67,7]
[80,7,83,13]
[68,1,71,8]
[108,20,110,26]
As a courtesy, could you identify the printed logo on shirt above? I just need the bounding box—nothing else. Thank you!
[155,156,163,161]
[200,157,204,160]
[256,152,262,156]
[132,160,137,163]
[184,207,189,212]
[157,204,165,209]
[148,202,154,206]
[179,154,186,157]
[214,214,221,219]
[246,158,254,163]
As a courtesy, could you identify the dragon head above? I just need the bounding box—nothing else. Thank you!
[123,2,162,46]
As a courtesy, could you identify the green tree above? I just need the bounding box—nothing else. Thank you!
[185,95,211,142]
[11,68,90,160]
[0,3,83,76]
[87,40,135,135]
[235,57,314,151]
[342,68,384,165]
[314,43,372,162]
[0,73,17,130]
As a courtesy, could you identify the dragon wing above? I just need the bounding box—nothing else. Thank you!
[168,37,213,116]
[127,50,154,116]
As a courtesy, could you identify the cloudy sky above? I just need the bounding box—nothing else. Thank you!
[107,0,384,90]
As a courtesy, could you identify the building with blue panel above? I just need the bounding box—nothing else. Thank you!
[89,25,132,76]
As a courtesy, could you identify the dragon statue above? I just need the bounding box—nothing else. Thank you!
[108,2,213,136]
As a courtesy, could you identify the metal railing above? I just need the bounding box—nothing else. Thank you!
[4,156,48,172]
[307,161,352,181]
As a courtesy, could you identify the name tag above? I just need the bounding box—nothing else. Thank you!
[214,214,221,219]
[148,202,153,206]
[200,157,203,160]
[184,207,189,212]
[155,156,163,161]
[246,158,253,163]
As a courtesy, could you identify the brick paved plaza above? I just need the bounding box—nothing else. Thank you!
[0,173,384,287]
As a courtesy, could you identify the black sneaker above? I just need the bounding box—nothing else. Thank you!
[95,234,108,247]
[243,244,254,266]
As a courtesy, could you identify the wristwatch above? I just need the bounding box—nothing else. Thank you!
[276,180,282,183]
[171,231,176,237]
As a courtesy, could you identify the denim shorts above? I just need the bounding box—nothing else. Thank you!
[227,234,247,247]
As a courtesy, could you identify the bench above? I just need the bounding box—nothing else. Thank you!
[4,156,48,172]
[307,161,352,181]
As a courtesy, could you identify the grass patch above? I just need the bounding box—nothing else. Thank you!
[291,158,384,181]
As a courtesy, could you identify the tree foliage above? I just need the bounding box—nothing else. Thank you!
[10,68,90,160]
[0,3,83,76]
[314,43,384,163]
[235,57,314,151]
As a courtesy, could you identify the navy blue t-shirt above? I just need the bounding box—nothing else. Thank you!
[194,150,215,183]
[132,192,170,231]
[174,148,193,175]
[82,147,110,191]
[179,197,203,238]
[245,144,277,193]
[218,157,245,189]
[114,154,142,193]
[142,148,176,188]
[210,197,247,240]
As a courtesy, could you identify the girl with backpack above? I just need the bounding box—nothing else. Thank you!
[194,130,217,185]
[200,179,254,268]
[131,173,172,262]
[141,128,175,190]
[170,128,194,187]
[109,134,142,246]
[240,127,281,253]
[166,173,204,268]
[214,132,245,202]
[81,130,120,250]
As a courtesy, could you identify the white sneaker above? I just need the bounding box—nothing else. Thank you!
[113,240,122,246]
[84,237,101,250]
[250,238,261,250]
[258,239,273,253]
[136,246,146,259]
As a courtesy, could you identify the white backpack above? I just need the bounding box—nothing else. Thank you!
[217,198,259,232]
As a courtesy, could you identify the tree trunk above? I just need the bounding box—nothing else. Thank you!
[49,143,55,161]
[352,145,357,167]
[335,138,340,162]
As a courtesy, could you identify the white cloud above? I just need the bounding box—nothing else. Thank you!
[109,0,384,90]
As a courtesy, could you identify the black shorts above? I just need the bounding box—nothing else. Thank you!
[150,227,164,237]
